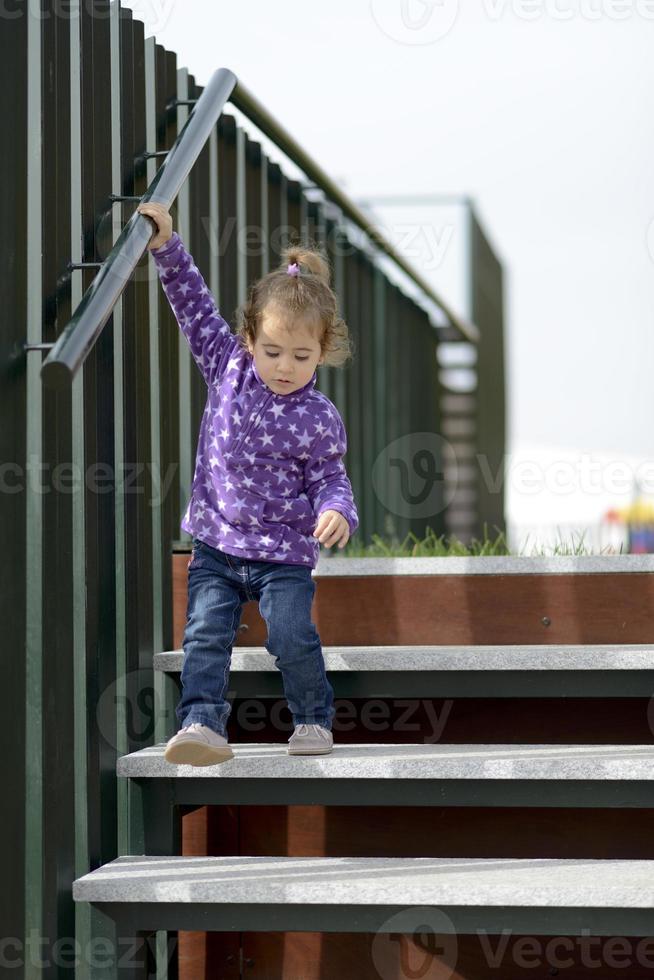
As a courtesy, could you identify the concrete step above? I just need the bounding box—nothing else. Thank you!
[154,644,654,697]
[119,743,654,809]
[310,555,654,576]
[72,853,654,937]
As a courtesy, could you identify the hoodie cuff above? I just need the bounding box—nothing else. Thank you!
[150,230,181,257]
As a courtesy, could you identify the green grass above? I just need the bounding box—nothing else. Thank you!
[337,522,628,558]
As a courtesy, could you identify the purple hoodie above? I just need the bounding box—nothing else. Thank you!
[150,231,359,568]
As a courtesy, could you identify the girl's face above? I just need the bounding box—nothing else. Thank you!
[247,305,325,395]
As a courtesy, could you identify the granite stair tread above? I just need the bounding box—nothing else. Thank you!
[310,555,654,575]
[154,643,654,673]
[118,741,654,779]
[72,853,654,907]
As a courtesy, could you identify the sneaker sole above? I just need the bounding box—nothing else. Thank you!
[287,745,333,755]
[164,741,234,767]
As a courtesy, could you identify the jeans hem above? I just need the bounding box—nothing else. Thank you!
[177,714,226,738]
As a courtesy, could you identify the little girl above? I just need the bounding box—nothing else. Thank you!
[137,202,359,767]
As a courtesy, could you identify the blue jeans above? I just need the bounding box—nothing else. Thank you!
[177,536,335,737]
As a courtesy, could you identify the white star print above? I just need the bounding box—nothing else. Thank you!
[151,233,357,566]
[296,428,313,449]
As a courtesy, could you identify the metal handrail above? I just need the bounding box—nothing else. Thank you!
[40,66,477,390]
[40,68,238,389]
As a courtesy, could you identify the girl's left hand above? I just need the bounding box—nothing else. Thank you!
[313,510,350,549]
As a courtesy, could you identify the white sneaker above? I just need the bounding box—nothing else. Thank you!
[287,723,333,755]
[164,722,234,767]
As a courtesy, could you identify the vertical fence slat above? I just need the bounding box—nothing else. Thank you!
[386,281,406,540]
[189,79,213,444]
[260,150,270,277]
[44,0,78,951]
[21,1,41,974]
[373,266,388,538]
[122,11,145,744]
[286,177,302,246]
[141,37,164,676]
[266,160,283,269]
[245,134,263,285]
[471,206,506,543]
[344,247,362,541]
[330,220,348,469]
[307,198,333,401]
[175,66,194,552]
[421,309,445,540]
[217,114,238,327]
[360,252,376,544]
[80,0,116,876]
[157,48,182,562]
[112,0,131,869]
[235,122,247,309]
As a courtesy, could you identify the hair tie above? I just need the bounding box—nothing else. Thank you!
[287,261,300,277]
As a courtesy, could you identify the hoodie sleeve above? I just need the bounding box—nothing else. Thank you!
[303,406,359,537]
[150,231,239,387]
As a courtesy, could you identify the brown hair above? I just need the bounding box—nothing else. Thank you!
[234,240,353,368]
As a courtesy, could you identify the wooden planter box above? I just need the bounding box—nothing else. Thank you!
[173,552,654,649]
[169,551,654,979]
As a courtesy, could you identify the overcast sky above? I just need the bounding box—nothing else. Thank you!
[123,1,654,545]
